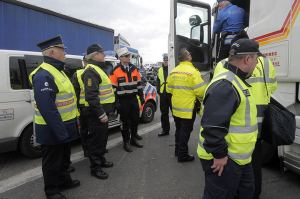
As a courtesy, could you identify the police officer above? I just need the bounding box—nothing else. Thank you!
[29,36,80,199]
[167,48,207,162]
[72,55,88,157]
[81,44,115,179]
[110,47,145,152]
[214,0,247,62]
[247,55,277,199]
[157,53,172,136]
[197,39,260,199]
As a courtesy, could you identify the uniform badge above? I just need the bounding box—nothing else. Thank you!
[243,89,251,97]
[88,78,92,87]
[44,82,49,87]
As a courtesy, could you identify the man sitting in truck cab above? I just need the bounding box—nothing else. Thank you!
[214,0,247,62]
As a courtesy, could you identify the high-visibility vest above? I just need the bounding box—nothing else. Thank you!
[197,67,258,165]
[166,61,207,119]
[246,57,277,125]
[215,58,277,131]
[80,64,115,106]
[29,62,77,124]
[76,69,85,106]
[109,65,143,97]
[157,67,168,93]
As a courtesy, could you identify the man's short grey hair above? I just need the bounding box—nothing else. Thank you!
[85,52,99,60]
[42,48,52,56]
[228,54,248,62]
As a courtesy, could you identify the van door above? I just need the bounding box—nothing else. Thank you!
[169,0,212,73]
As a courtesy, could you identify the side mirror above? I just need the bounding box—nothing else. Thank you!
[189,15,202,27]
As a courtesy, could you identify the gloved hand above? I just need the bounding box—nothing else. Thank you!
[140,97,145,105]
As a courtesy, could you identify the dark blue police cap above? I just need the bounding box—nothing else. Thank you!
[37,35,66,51]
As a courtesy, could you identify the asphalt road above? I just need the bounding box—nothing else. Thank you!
[0,113,300,199]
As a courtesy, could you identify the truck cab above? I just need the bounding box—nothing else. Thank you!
[169,0,300,173]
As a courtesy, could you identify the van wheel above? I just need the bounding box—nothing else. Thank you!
[141,102,155,123]
[19,125,42,158]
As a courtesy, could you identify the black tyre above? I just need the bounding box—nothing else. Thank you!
[19,125,42,158]
[261,141,278,166]
[141,102,155,123]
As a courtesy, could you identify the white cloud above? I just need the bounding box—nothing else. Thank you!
[19,0,214,63]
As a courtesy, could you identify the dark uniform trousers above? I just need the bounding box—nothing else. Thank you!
[42,143,72,196]
[79,107,88,155]
[85,113,108,171]
[173,109,196,157]
[119,96,140,142]
[200,159,255,199]
[159,93,172,133]
[252,104,267,199]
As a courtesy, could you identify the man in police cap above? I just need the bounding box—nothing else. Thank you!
[157,53,172,136]
[29,36,80,199]
[81,44,115,179]
[197,39,259,199]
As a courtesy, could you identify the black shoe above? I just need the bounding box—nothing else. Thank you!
[130,139,143,148]
[46,193,66,199]
[178,155,195,162]
[123,142,133,152]
[59,180,80,191]
[158,131,169,137]
[105,149,108,153]
[67,166,75,173]
[91,169,108,179]
[134,134,143,140]
[101,161,113,168]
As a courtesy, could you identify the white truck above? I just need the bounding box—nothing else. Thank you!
[169,0,300,173]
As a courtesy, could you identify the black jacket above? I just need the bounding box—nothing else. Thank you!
[82,60,114,118]
[201,62,250,159]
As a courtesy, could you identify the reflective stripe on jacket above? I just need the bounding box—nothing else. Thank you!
[157,67,168,93]
[197,67,258,165]
[109,65,143,97]
[76,69,86,105]
[81,64,115,106]
[29,62,77,124]
[166,61,207,119]
[246,56,277,135]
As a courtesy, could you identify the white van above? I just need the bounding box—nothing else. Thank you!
[0,50,157,158]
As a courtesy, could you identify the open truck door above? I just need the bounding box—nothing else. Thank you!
[169,0,212,78]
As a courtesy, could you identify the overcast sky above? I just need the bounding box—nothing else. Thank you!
[20,0,214,63]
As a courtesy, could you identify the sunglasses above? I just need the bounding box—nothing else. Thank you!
[121,54,130,58]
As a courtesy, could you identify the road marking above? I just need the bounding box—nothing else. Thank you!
[0,121,171,194]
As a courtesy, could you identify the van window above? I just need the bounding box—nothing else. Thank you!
[9,57,24,90]
[9,55,43,90]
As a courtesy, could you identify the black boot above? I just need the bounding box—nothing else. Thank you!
[59,179,80,191]
[178,155,195,162]
[158,131,169,137]
[46,193,66,199]
[130,138,143,148]
[91,168,108,179]
[123,142,133,152]
[134,134,143,140]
